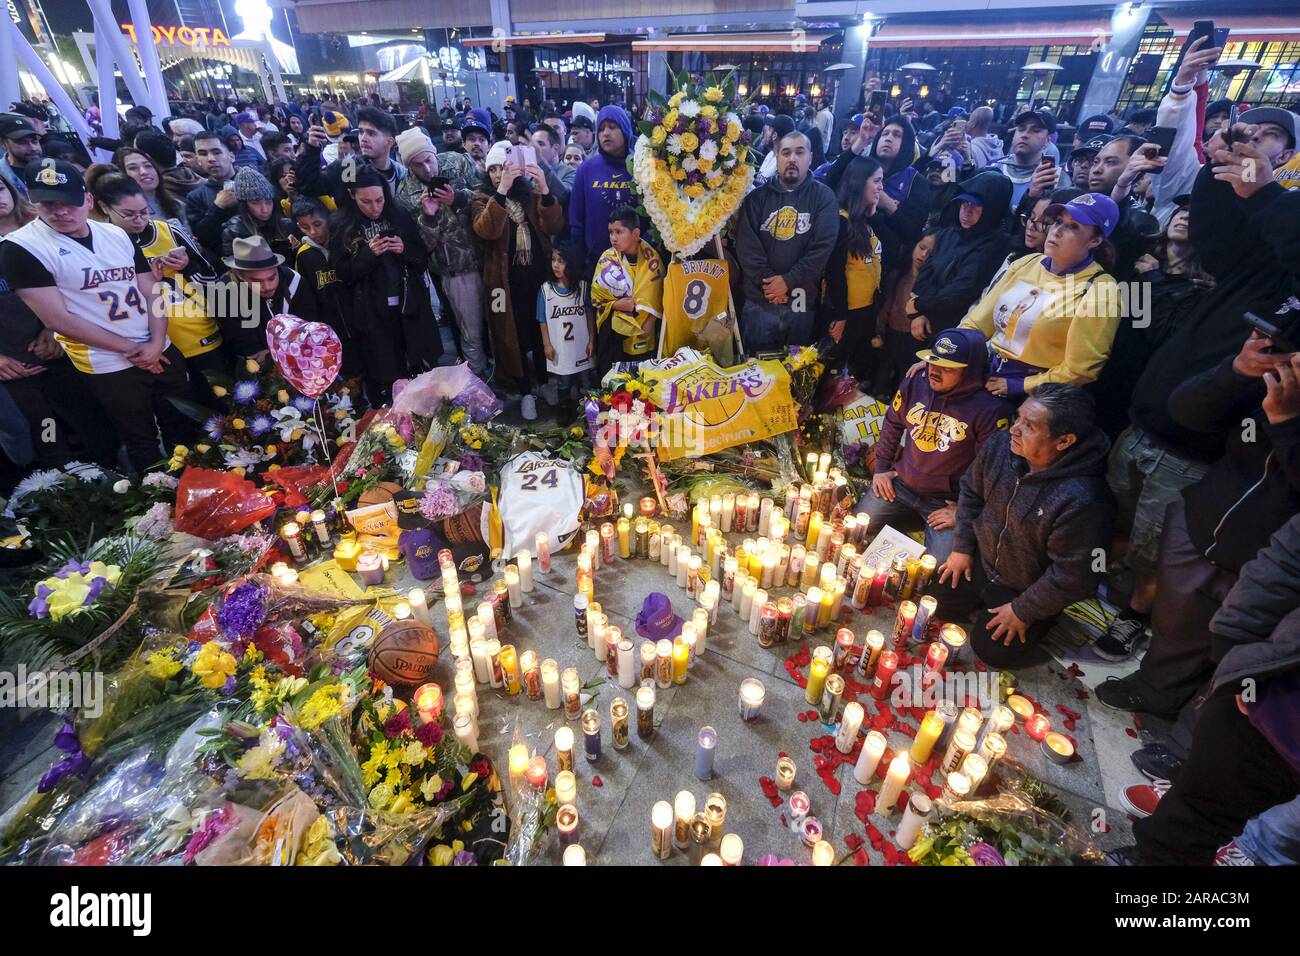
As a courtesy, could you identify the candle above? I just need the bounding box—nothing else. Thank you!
[605,625,622,678]
[879,752,911,815]
[636,684,656,740]
[788,790,810,828]
[892,600,917,648]
[858,629,885,678]
[811,839,835,866]
[1026,713,1051,742]
[556,803,579,846]
[504,565,522,607]
[826,530,845,568]
[924,641,949,678]
[748,587,768,636]
[911,595,937,643]
[649,526,661,563]
[597,523,612,566]
[280,521,307,564]
[618,517,633,559]
[582,709,601,761]
[776,755,797,791]
[520,650,541,700]
[1043,732,1075,765]
[591,612,608,661]
[674,791,697,850]
[407,588,432,627]
[692,607,710,656]
[988,705,1015,737]
[453,712,477,753]
[516,549,533,591]
[901,557,922,600]
[738,578,757,620]
[634,518,649,558]
[758,497,773,536]
[836,701,864,754]
[525,754,548,791]
[801,554,821,592]
[855,730,888,784]
[885,553,909,601]
[1007,694,1035,722]
[332,538,362,571]
[655,642,676,686]
[497,643,521,695]
[896,793,932,850]
[413,683,443,723]
[961,752,989,792]
[561,667,582,720]
[687,555,703,598]
[872,649,898,700]
[508,744,529,791]
[820,673,844,724]
[942,771,971,803]
[676,546,691,588]
[957,707,984,740]
[979,732,1008,769]
[942,728,976,774]
[486,639,503,688]
[867,560,888,607]
[640,642,657,683]
[562,845,586,866]
[757,601,780,648]
[611,639,634,689]
[833,627,856,672]
[555,768,577,806]
[910,710,945,765]
[803,586,823,636]
[806,510,823,553]
[829,579,847,622]
[738,677,766,721]
[668,638,687,685]
[817,586,835,629]
[652,801,674,860]
[639,495,657,519]
[468,638,489,685]
[806,654,830,706]
[534,531,551,573]
[623,502,634,521]
[453,670,475,708]
[917,554,937,593]
[660,528,674,567]
[540,658,561,709]
[610,697,630,750]
[356,550,385,586]
[719,833,743,866]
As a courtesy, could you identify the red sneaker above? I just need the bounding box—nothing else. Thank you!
[1120,781,1169,819]
[1214,840,1256,866]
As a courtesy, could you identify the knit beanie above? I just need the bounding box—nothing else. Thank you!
[231,166,274,201]
[396,127,436,166]
[484,140,512,169]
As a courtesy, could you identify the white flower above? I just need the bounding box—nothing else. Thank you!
[678,99,701,118]
[681,155,698,173]
[9,469,67,510]
[631,399,647,418]
[142,472,179,490]
[271,406,305,442]
[666,134,683,156]
[112,479,132,494]
[64,461,106,483]
[699,139,719,162]
[724,112,740,129]
[134,502,175,541]
[223,448,271,471]
[327,392,354,414]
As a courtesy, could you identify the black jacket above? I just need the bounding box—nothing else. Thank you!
[184,177,237,262]
[217,265,318,359]
[953,427,1115,624]
[1129,172,1300,463]
[1168,355,1300,574]
[293,142,407,209]
[911,171,1013,334]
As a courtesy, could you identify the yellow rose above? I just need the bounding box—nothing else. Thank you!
[230,467,245,477]
[698,157,714,172]
[704,86,724,103]
[428,844,454,866]
[291,428,303,441]
[726,121,741,142]
[173,445,189,456]
[669,92,683,107]
[663,109,679,130]
[277,389,290,403]
[231,418,246,430]
[196,443,211,453]
[700,105,718,120]
[245,359,260,374]
[211,386,228,398]
[673,168,687,181]
[267,464,280,472]
[679,132,699,153]
[685,183,705,198]
[265,444,277,455]
[651,125,666,146]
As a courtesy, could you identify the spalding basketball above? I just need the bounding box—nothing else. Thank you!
[368,620,441,687]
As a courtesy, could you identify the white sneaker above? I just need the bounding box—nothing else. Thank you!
[541,381,559,407]
[521,394,538,421]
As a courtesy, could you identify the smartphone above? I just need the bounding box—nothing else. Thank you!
[1246,312,1298,354]
[1189,20,1230,50]
[1144,126,1176,174]
[426,176,450,192]
[868,89,887,115]
[953,118,967,134]
[514,144,537,171]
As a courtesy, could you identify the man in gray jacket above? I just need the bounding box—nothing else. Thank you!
[939,383,1114,667]
[735,131,839,351]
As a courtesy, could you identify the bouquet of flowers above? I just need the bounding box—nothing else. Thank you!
[3,462,174,540]
[632,70,755,256]
[309,413,413,510]
[907,789,1098,866]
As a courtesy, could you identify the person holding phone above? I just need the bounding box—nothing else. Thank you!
[1146,31,1223,226]
[990,108,1070,211]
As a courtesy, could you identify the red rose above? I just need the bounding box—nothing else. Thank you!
[372,452,385,465]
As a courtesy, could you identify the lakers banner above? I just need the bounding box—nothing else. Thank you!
[640,349,797,460]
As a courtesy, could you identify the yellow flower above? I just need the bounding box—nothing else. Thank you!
[663,109,679,130]
[651,125,666,146]
[298,684,346,730]
[196,443,211,454]
[145,649,182,680]
[726,121,741,142]
[680,131,699,153]
[668,92,684,107]
[368,782,393,810]
[449,408,466,424]
[211,386,228,398]
[704,86,724,103]
[290,428,303,441]
[245,359,260,374]
[403,741,428,766]
[277,389,290,403]
[173,445,189,457]
[700,104,718,120]
[685,183,706,198]
[673,167,687,181]
[231,418,246,430]
[267,463,280,472]
[191,641,238,689]
[698,157,714,173]
[230,467,245,478]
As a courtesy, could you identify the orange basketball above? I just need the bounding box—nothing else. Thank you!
[368,620,441,687]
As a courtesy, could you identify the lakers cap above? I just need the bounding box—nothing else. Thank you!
[916,329,975,369]
[24,159,85,205]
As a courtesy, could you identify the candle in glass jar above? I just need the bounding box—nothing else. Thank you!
[673,790,696,850]
[910,710,945,764]
[1026,713,1051,741]
[878,752,911,815]
[582,709,601,761]
[748,588,768,636]
[617,639,636,689]
[413,683,443,723]
[280,521,307,564]
[820,673,844,724]
[682,624,698,668]
[541,658,561,708]
[332,538,362,572]
[942,728,976,774]
[911,595,937,643]
[591,612,608,661]
[525,754,548,791]
[806,653,830,705]
[788,790,810,829]
[555,768,577,805]
[916,554,938,593]
[555,726,575,772]
[859,629,885,678]
[453,669,475,709]
[610,697,630,750]
[833,627,856,672]
[407,588,432,626]
[515,549,533,592]
[599,523,615,566]
[636,684,656,740]
[896,793,933,850]
[836,701,864,753]
[738,677,766,721]
[563,845,586,866]
[872,650,898,699]
[854,730,888,785]
[676,546,691,588]
[892,600,917,648]
[356,550,385,586]
[961,752,989,792]
[640,642,657,684]
[651,801,673,860]
[811,838,835,866]
[499,644,521,695]
[532,531,550,574]
[776,754,796,791]
[453,712,477,753]
[695,725,716,779]
[486,639,503,688]
[508,744,529,791]
[829,579,847,622]
[924,640,949,676]
[605,625,622,678]
[739,578,757,619]
[801,554,821,592]
[562,668,582,720]
[634,518,649,559]
[656,640,673,689]
[719,833,743,866]
[942,771,971,803]
[671,637,689,685]
[758,497,774,536]
[692,606,710,656]
[556,804,579,847]
[806,509,823,553]
[504,565,522,607]
[520,650,542,700]
[687,555,703,597]
[979,732,1008,769]
[803,586,823,636]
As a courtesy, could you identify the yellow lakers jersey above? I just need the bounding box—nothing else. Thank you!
[662,258,732,358]
[137,220,222,357]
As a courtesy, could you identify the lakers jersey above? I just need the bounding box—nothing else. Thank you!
[540,281,591,375]
[496,452,583,557]
[2,218,161,374]
[135,219,222,358]
[662,258,731,358]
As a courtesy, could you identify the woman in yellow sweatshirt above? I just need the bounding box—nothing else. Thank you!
[959,192,1122,398]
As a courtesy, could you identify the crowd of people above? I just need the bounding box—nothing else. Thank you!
[1,30,1299,866]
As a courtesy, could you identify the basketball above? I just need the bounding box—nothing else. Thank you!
[368,620,441,687]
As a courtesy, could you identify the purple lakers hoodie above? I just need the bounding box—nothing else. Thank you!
[569,105,636,264]
[872,328,1014,499]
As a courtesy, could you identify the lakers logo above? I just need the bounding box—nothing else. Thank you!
[36,162,67,187]
[760,205,812,241]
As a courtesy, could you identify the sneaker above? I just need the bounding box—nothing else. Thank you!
[1094,614,1148,661]
[540,381,559,408]
[1104,845,1143,866]
[520,394,538,421]
[1095,676,1151,713]
[1131,742,1184,783]
[1120,781,1169,819]
[1214,840,1256,866]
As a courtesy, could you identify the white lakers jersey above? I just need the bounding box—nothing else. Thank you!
[541,281,591,375]
[3,218,162,374]
[496,452,583,557]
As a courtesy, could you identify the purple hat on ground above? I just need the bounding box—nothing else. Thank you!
[399,528,440,581]
[636,593,683,641]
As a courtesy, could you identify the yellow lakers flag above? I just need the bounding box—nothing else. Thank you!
[661,259,733,359]
[640,349,797,460]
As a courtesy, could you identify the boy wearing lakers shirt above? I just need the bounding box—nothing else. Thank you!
[0,160,191,472]
[591,206,662,370]
[860,328,1011,562]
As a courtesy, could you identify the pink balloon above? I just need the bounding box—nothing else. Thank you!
[265,313,342,399]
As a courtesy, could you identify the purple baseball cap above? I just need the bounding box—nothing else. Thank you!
[399,528,440,581]
[1045,191,1120,238]
[635,593,683,641]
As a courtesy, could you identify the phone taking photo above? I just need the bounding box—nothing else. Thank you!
[1246,312,1298,354]
[1144,126,1176,172]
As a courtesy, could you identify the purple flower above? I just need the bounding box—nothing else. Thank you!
[221,675,238,695]
[215,580,267,639]
[55,559,90,579]
[675,117,689,134]
[233,380,261,403]
[414,721,443,746]
[970,842,1006,866]
[292,395,316,414]
[184,805,238,864]
[204,416,226,441]
[459,452,484,472]
[418,481,458,521]
[250,415,274,437]
[696,117,711,135]
[83,576,109,605]
[384,708,413,738]
[27,583,52,619]
[452,850,477,865]
[38,721,89,793]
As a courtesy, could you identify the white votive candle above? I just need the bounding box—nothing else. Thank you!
[517,549,533,591]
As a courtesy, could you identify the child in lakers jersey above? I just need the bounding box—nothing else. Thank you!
[537,241,593,418]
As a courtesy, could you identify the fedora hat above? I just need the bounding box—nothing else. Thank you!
[223,235,284,271]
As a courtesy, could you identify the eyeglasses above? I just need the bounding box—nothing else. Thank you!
[110,207,152,222]
[1020,215,1050,229]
